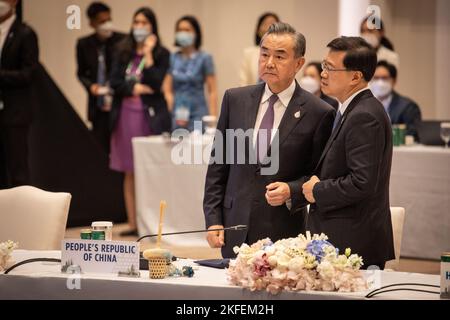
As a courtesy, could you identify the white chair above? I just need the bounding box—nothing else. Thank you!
[385,207,406,271]
[0,186,71,250]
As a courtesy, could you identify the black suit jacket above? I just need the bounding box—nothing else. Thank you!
[308,89,395,267]
[0,19,38,126]
[109,42,171,134]
[388,91,422,141]
[204,82,335,258]
[76,32,126,122]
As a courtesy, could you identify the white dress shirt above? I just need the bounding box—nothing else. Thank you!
[252,80,296,147]
[0,14,16,58]
[337,85,370,117]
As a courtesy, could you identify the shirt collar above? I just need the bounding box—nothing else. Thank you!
[338,85,369,115]
[0,14,16,34]
[262,80,296,108]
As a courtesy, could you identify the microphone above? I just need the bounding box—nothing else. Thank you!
[137,225,247,270]
[136,225,247,242]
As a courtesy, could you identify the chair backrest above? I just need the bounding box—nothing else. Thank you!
[385,207,406,270]
[0,186,71,250]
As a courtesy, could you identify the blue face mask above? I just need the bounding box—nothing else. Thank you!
[175,32,195,47]
[133,28,150,43]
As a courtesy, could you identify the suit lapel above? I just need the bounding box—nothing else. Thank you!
[275,83,307,147]
[315,89,373,172]
[1,18,19,56]
[245,83,265,131]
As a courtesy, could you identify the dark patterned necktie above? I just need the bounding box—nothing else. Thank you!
[257,94,278,163]
[332,110,342,132]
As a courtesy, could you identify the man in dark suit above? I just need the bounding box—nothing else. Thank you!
[203,23,335,258]
[0,0,38,188]
[302,37,395,269]
[370,60,422,141]
[76,2,125,153]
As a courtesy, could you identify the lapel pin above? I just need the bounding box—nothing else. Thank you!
[294,111,301,119]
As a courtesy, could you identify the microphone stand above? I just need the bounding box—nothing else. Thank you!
[137,225,247,270]
[136,225,247,242]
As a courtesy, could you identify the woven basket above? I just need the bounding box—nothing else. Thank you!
[148,257,168,279]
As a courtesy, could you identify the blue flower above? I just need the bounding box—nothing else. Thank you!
[306,240,333,262]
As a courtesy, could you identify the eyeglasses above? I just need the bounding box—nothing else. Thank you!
[321,61,349,73]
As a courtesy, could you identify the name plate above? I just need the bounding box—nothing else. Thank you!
[61,239,140,276]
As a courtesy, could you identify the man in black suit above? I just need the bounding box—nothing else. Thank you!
[203,23,335,258]
[302,37,395,269]
[76,2,125,153]
[370,60,422,141]
[0,0,38,188]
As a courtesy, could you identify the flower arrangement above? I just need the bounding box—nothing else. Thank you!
[0,240,18,272]
[227,232,367,294]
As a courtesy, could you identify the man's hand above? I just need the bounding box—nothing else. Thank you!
[302,175,320,203]
[90,83,100,96]
[265,182,291,206]
[132,83,153,96]
[206,225,224,248]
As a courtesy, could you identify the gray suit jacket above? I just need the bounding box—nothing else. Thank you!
[203,82,335,258]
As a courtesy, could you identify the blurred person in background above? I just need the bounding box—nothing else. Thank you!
[239,12,280,86]
[370,60,421,140]
[299,61,339,110]
[76,1,126,154]
[360,15,399,68]
[109,7,170,236]
[164,15,217,132]
[0,0,38,188]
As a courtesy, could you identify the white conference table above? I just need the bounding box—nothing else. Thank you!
[0,250,441,300]
[133,136,450,259]
[390,145,450,260]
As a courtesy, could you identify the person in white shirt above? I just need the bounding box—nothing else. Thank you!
[205,22,335,258]
[360,15,399,69]
[239,12,279,86]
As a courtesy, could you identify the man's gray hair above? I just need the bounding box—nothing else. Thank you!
[261,22,306,58]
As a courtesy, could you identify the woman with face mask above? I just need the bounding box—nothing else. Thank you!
[360,15,399,69]
[299,62,339,110]
[239,12,280,86]
[163,15,217,132]
[109,7,171,236]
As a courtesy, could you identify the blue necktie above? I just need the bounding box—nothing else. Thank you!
[97,46,106,108]
[257,94,278,163]
[332,110,342,132]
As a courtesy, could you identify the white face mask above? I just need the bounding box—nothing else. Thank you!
[299,76,320,94]
[133,27,150,43]
[361,32,380,49]
[97,21,113,39]
[0,1,12,17]
[370,79,392,99]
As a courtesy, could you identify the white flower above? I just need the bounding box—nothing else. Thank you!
[288,257,304,273]
[317,260,335,280]
[267,255,278,268]
[346,254,364,269]
[227,232,366,294]
[0,240,18,272]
